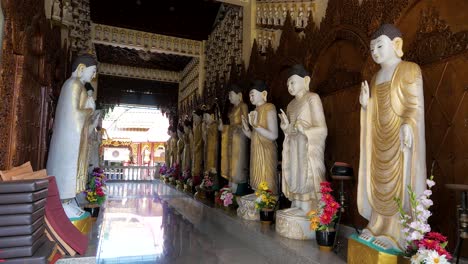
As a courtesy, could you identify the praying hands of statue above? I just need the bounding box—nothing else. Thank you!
[360,80,370,109]
[248,111,258,127]
[278,109,290,132]
[241,115,251,138]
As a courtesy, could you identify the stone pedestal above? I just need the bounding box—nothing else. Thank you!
[236,194,259,221]
[347,234,406,264]
[275,208,315,240]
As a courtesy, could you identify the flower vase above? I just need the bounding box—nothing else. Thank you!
[315,229,336,252]
[84,204,100,218]
[259,208,275,224]
[205,189,215,202]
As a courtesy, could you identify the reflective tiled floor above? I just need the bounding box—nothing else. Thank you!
[89,181,346,264]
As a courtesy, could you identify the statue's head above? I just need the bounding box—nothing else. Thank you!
[192,109,203,124]
[286,64,310,96]
[183,119,192,133]
[177,123,184,137]
[71,54,97,82]
[249,80,268,106]
[228,83,243,105]
[168,125,177,137]
[370,24,404,64]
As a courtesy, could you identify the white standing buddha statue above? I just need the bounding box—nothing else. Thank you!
[275,65,327,240]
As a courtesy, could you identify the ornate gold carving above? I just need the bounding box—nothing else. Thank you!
[99,63,180,83]
[204,5,243,94]
[406,6,468,65]
[179,58,200,103]
[92,23,202,57]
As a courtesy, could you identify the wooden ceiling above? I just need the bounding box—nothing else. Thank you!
[90,0,221,41]
[95,44,192,72]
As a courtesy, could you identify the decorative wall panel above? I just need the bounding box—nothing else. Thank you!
[0,0,68,170]
[242,0,468,254]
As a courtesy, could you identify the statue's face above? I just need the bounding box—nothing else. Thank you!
[193,114,201,124]
[370,35,396,65]
[287,75,306,96]
[228,91,240,105]
[249,89,265,105]
[82,65,97,83]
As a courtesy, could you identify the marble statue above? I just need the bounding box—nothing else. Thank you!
[191,110,204,183]
[357,24,426,250]
[182,119,192,173]
[275,65,327,240]
[203,106,218,173]
[177,124,185,167]
[242,80,278,194]
[61,0,73,26]
[278,64,327,215]
[47,54,97,201]
[219,84,249,194]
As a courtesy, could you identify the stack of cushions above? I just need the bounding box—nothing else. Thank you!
[0,162,89,257]
[0,176,56,263]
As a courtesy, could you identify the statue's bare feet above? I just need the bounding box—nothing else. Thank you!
[372,236,399,250]
[359,229,374,242]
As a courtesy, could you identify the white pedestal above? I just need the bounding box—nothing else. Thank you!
[276,208,316,240]
[236,194,259,221]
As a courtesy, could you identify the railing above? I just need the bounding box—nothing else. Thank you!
[103,165,161,181]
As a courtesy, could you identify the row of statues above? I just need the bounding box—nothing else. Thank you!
[45,23,425,253]
[164,24,426,251]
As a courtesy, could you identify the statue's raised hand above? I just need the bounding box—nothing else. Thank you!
[241,115,251,137]
[360,81,369,109]
[218,119,223,132]
[400,124,413,150]
[278,109,289,131]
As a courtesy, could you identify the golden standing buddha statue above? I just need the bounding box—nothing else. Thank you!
[219,84,249,194]
[357,24,426,250]
[203,106,218,173]
[191,110,203,183]
[242,80,278,194]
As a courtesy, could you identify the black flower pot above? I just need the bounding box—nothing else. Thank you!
[84,206,100,218]
[316,230,336,251]
[259,208,275,224]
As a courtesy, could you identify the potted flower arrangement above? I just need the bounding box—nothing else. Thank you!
[215,186,234,210]
[84,167,107,217]
[394,175,452,264]
[307,181,340,251]
[198,171,215,201]
[254,181,277,224]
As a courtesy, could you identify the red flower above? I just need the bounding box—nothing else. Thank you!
[417,239,438,250]
[320,182,331,188]
[425,232,447,243]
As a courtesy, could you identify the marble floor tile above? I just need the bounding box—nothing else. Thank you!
[61,180,346,264]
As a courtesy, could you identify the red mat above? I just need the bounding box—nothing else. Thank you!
[44,177,88,255]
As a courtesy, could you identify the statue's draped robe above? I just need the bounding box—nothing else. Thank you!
[181,132,191,172]
[282,93,327,202]
[358,61,426,247]
[177,137,184,166]
[47,77,91,199]
[169,136,178,167]
[250,103,277,194]
[191,123,203,177]
[204,123,218,172]
[221,103,249,184]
